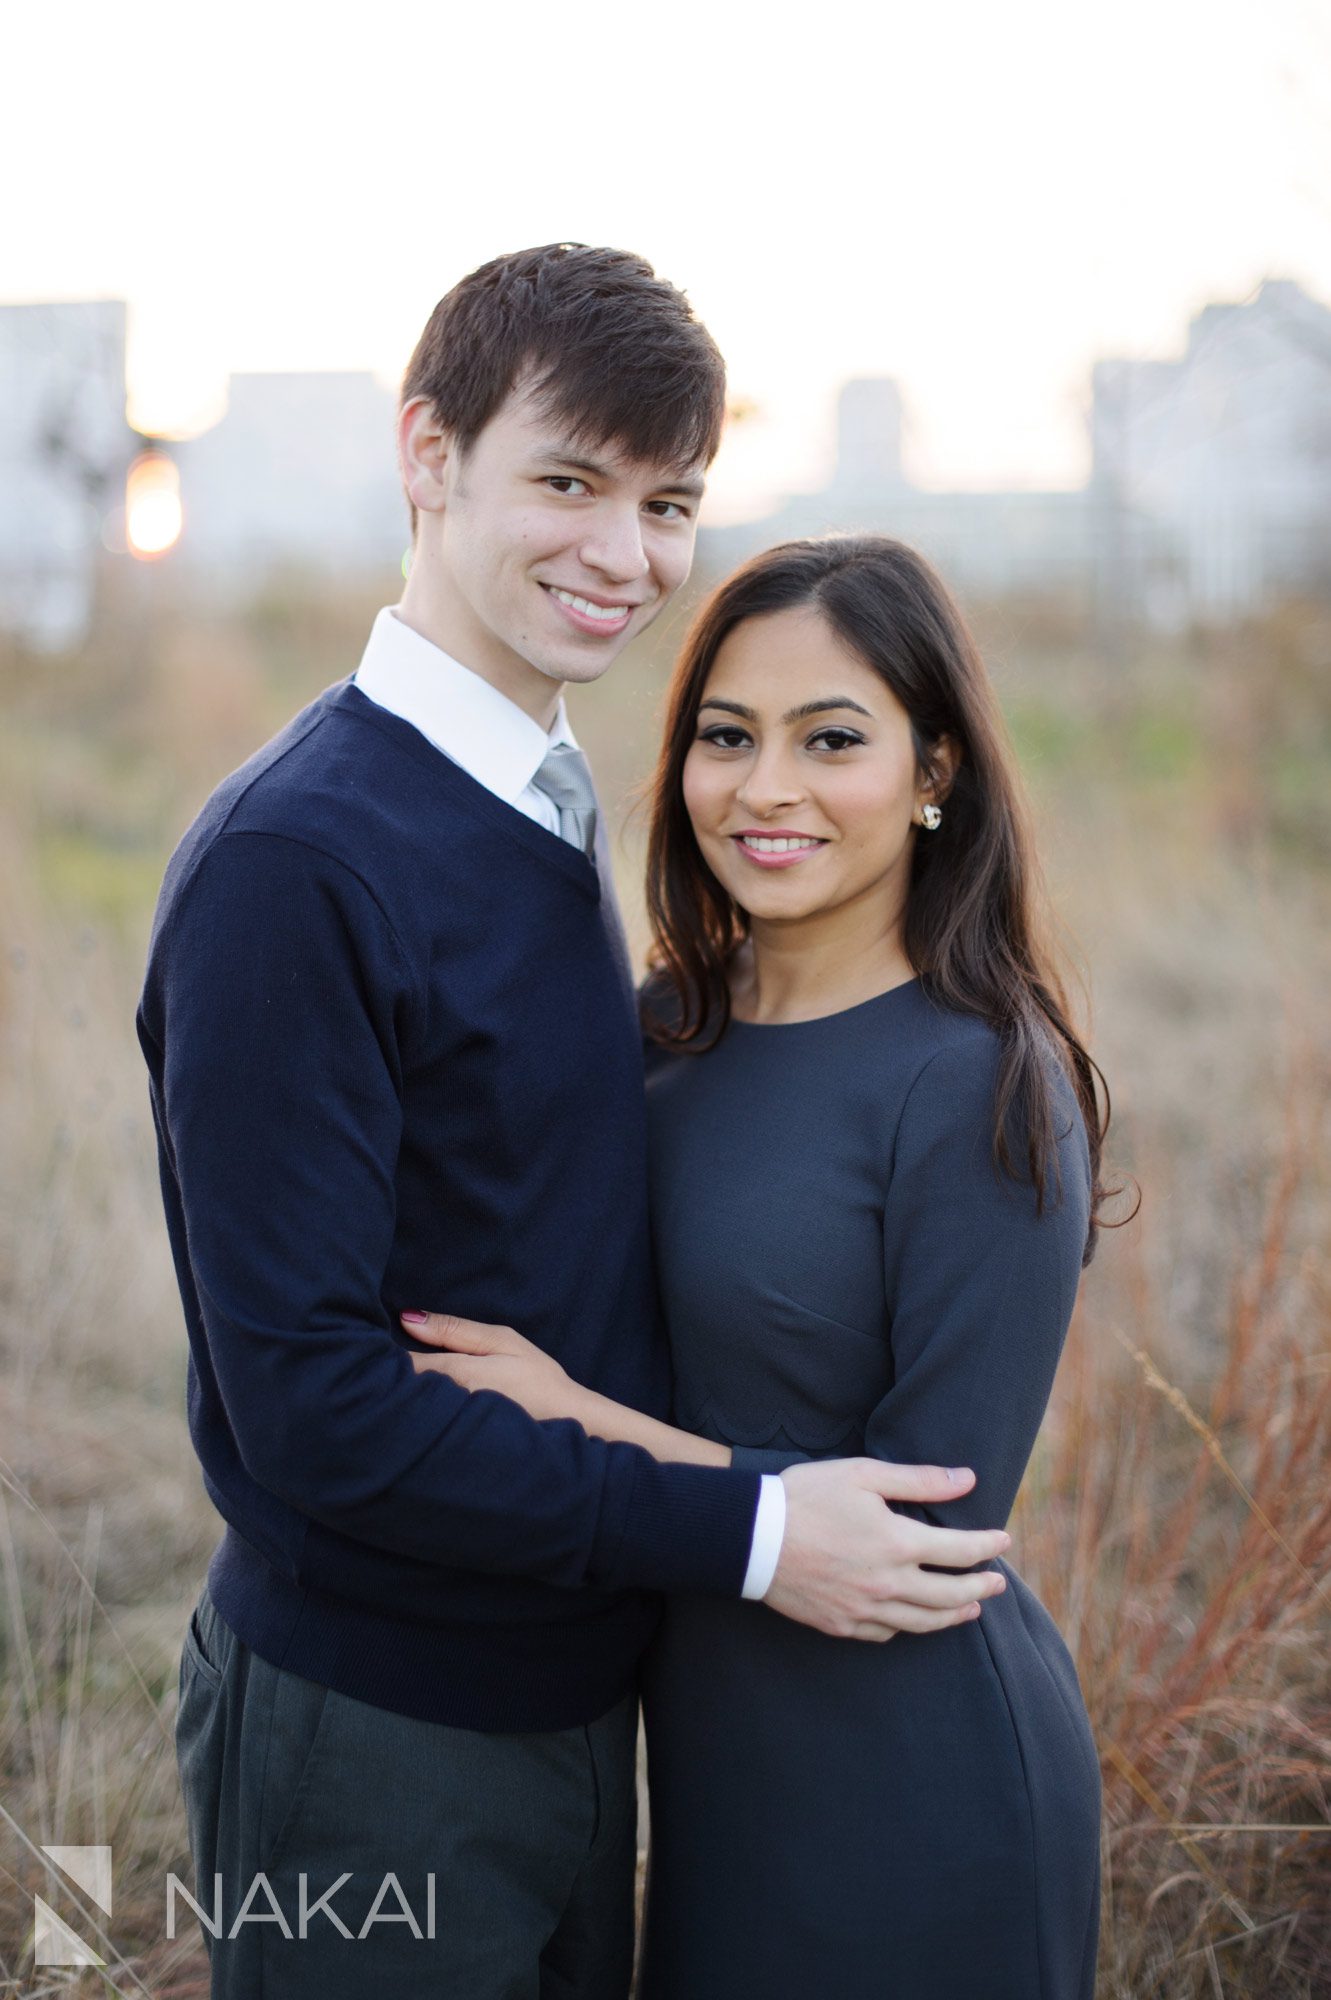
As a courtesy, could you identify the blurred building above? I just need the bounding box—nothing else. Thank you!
[0,300,136,649]
[702,371,1103,611]
[1091,278,1331,623]
[2,281,1327,646]
[171,371,408,585]
[702,279,1331,626]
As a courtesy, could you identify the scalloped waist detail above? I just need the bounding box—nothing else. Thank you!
[673,1396,864,1454]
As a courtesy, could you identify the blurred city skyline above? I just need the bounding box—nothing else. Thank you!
[5,274,1329,650]
[6,0,1330,520]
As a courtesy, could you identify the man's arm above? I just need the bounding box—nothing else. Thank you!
[141,828,760,1598]
[403,1314,1013,1639]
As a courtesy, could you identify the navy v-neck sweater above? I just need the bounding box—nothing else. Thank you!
[138,679,761,1731]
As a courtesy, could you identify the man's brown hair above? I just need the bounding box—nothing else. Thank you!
[399,243,726,536]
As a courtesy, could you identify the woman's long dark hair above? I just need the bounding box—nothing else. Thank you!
[643,534,1131,1267]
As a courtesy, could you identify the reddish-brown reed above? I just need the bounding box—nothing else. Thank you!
[1019,1073,1331,1998]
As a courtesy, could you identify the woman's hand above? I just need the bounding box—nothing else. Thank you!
[401,1310,587,1424]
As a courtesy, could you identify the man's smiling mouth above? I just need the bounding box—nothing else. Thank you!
[543,585,638,624]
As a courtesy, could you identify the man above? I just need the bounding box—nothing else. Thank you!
[140,243,1009,1998]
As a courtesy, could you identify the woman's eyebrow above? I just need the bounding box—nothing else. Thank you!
[698,697,873,723]
[698,698,757,719]
[783,698,873,723]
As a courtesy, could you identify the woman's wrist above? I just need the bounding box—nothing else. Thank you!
[569,1380,608,1433]
[572,1383,730,1467]
[575,1383,647,1444]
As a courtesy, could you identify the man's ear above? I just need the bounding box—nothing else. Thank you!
[398,396,453,521]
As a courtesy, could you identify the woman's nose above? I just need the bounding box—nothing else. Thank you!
[736,752,803,817]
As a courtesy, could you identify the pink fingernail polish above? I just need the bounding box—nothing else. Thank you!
[401,1311,429,1324]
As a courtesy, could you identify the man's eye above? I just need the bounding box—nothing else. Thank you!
[698,726,751,750]
[545,477,590,496]
[647,500,688,520]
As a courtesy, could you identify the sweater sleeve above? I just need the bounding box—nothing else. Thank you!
[144,829,760,1598]
[733,1032,1090,1509]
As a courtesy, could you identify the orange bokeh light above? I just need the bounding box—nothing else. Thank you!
[126,450,183,559]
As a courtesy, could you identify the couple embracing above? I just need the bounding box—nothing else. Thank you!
[139,242,1108,1999]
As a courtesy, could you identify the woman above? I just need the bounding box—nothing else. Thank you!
[408,535,1110,1998]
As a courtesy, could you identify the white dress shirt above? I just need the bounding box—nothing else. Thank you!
[353,607,787,1601]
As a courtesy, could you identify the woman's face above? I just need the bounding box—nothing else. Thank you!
[682,603,940,931]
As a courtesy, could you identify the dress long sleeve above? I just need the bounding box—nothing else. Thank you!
[730,1030,1090,1523]
[867,1034,1090,1529]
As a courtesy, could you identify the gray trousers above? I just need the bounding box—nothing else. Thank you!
[175,1589,638,1999]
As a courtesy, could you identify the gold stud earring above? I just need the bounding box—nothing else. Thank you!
[920,803,942,831]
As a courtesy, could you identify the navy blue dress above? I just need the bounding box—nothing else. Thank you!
[638,976,1101,1999]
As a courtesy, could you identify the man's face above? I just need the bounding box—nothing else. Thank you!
[403,383,707,699]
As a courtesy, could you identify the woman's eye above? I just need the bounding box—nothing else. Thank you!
[697,727,751,751]
[545,476,590,496]
[811,729,864,753]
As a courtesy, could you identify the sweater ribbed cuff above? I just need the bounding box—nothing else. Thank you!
[595,1454,761,1598]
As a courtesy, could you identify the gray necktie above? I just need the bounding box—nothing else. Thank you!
[533,742,599,857]
[535,741,636,1000]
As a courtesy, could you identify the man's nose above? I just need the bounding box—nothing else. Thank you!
[578,506,650,586]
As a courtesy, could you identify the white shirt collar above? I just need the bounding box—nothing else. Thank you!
[352,606,578,806]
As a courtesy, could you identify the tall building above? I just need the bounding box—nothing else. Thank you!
[1091,278,1331,620]
[832,378,908,495]
[172,371,407,582]
[0,300,135,649]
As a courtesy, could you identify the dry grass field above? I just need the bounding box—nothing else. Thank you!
[0,555,1327,1996]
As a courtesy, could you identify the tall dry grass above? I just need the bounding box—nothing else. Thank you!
[1020,1078,1331,1996]
[0,559,1328,1995]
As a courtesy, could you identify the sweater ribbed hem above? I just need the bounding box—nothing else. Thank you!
[207,1529,657,1733]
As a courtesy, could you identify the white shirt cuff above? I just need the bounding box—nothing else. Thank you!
[739,1473,787,1600]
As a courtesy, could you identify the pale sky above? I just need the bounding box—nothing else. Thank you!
[6,0,1329,521]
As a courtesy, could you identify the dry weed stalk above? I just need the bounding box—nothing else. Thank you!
[1020,1074,1331,1998]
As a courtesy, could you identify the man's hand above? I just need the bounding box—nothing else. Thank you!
[767,1460,1009,1640]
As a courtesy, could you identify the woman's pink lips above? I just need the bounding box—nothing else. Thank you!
[730,833,828,871]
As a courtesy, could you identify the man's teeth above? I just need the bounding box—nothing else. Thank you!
[741,836,821,854]
[550,588,628,622]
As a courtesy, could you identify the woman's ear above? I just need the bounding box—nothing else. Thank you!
[921,733,961,808]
